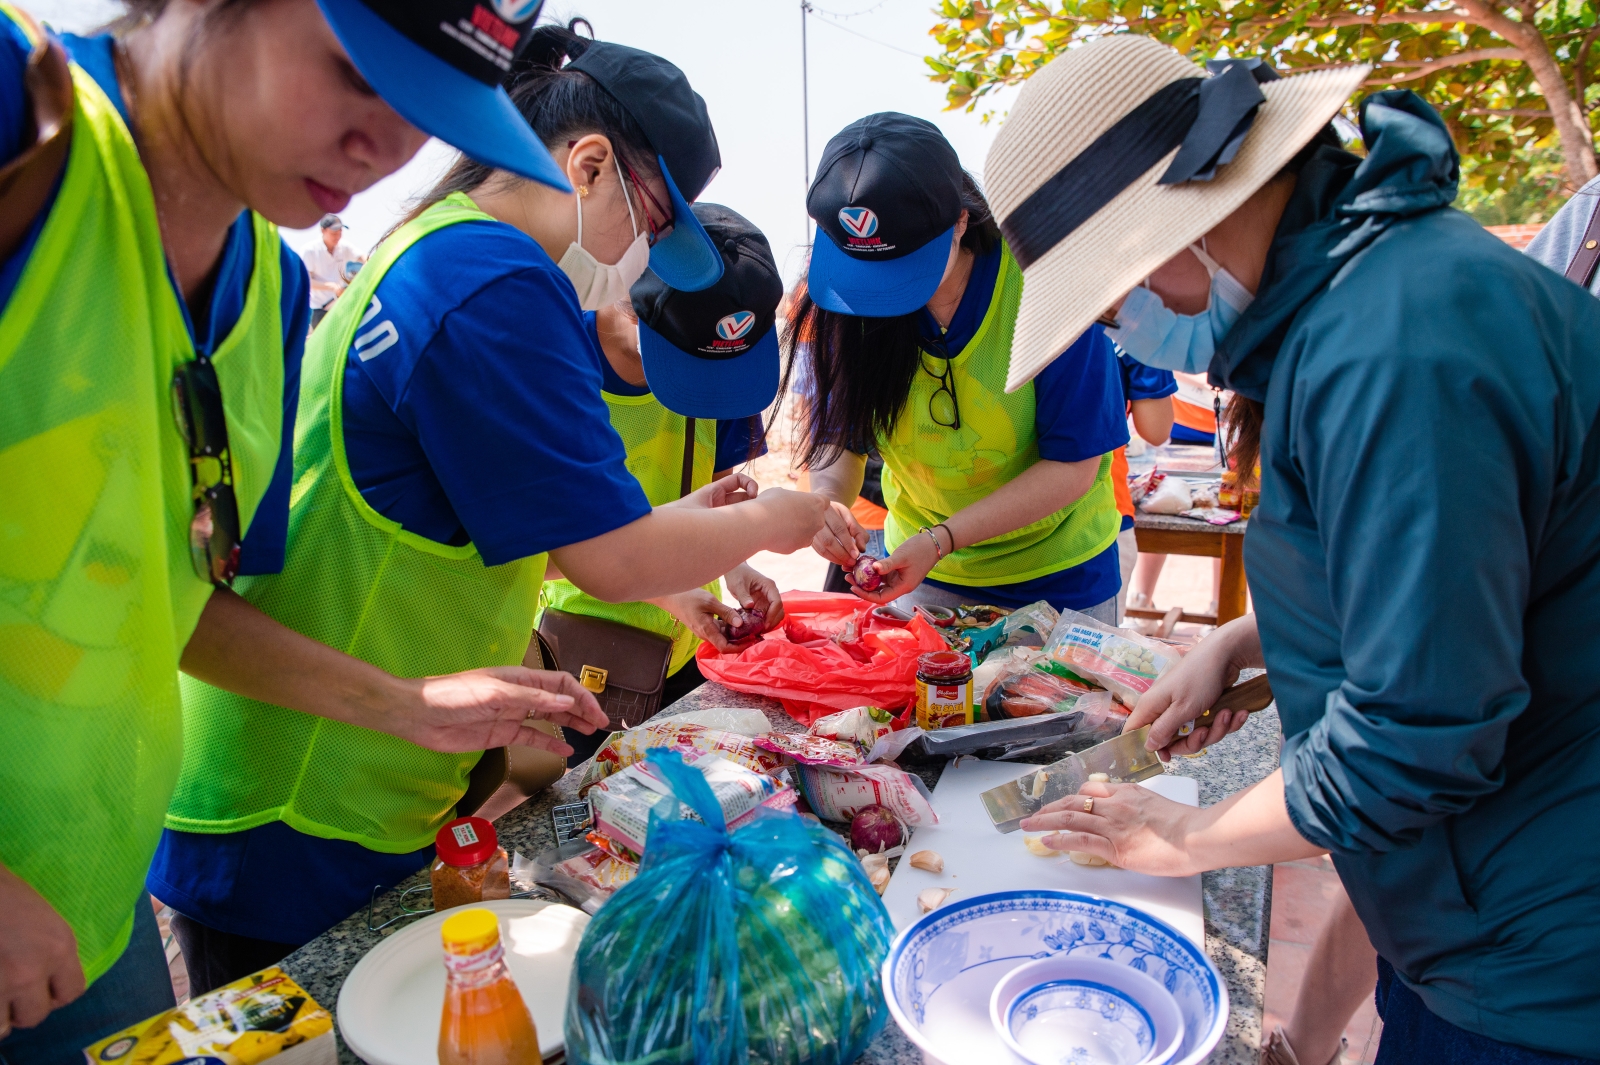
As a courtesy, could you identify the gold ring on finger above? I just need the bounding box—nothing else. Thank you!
[1083,797,1094,814]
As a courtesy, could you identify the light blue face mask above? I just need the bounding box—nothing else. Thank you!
[1107,243,1255,374]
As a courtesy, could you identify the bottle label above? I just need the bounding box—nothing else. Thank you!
[442,939,504,977]
[451,822,481,847]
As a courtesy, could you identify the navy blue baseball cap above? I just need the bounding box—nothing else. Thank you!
[315,0,569,191]
[806,113,964,317]
[568,42,723,292]
[634,204,782,419]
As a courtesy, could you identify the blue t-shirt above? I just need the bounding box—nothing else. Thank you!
[0,28,306,576]
[583,312,768,474]
[1116,354,1177,530]
[916,244,1129,611]
[154,217,658,945]
[338,220,652,556]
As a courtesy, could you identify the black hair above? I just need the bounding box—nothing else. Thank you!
[401,19,660,225]
[781,170,1000,468]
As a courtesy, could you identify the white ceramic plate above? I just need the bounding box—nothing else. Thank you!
[337,899,588,1065]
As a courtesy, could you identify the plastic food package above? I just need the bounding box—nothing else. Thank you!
[1179,506,1243,525]
[564,750,892,1065]
[586,753,795,856]
[511,842,631,914]
[696,591,948,724]
[82,967,333,1065]
[1140,475,1193,514]
[577,720,785,793]
[1043,609,1183,707]
[795,763,938,826]
[656,705,772,737]
[982,660,1105,719]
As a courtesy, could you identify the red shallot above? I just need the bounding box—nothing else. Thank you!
[849,803,907,854]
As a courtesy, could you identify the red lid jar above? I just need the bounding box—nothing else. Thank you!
[916,650,972,681]
[435,816,498,867]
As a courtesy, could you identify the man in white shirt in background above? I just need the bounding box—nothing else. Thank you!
[301,214,361,328]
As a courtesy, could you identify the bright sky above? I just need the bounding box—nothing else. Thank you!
[32,0,1015,283]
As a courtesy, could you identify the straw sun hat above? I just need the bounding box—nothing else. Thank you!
[985,35,1369,391]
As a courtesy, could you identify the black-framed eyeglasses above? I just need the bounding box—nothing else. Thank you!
[170,356,241,585]
[918,337,962,430]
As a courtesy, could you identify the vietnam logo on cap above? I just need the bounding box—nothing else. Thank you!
[492,0,543,21]
[838,206,879,238]
[716,311,756,341]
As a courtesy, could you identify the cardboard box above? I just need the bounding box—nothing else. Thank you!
[82,967,333,1065]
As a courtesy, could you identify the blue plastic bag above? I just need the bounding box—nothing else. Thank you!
[564,749,893,1065]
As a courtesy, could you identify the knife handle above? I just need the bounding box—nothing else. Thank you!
[1192,673,1274,726]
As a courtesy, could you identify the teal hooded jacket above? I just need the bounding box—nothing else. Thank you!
[1213,91,1600,1054]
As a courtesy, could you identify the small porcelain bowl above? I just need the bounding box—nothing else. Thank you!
[990,956,1185,1065]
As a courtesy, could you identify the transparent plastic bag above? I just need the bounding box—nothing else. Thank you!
[1043,608,1184,707]
[565,750,892,1065]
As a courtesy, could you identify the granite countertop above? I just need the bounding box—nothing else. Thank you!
[1134,511,1250,536]
[282,681,1281,1064]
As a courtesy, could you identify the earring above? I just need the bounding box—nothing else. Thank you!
[577,185,590,198]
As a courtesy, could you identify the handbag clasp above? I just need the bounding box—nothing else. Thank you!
[579,665,608,693]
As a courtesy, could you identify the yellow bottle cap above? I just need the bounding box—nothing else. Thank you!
[440,908,501,953]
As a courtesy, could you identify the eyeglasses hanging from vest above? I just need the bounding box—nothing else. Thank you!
[170,356,242,584]
[918,336,963,430]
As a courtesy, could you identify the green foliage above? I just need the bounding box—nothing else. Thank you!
[927,0,1600,188]
[1459,145,1571,222]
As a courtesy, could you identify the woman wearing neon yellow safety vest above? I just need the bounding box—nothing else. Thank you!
[151,24,833,992]
[792,113,1128,621]
[545,202,788,762]
[0,0,624,1053]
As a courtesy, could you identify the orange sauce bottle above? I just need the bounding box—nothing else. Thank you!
[438,908,542,1065]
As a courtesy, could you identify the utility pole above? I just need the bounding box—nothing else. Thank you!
[801,0,813,201]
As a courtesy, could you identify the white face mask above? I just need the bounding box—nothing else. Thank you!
[557,154,652,311]
[1107,240,1255,374]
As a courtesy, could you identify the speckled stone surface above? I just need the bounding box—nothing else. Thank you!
[281,682,1281,1065]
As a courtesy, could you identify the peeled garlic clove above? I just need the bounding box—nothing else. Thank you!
[870,865,891,895]
[1087,772,1110,783]
[1024,835,1056,857]
[908,850,944,874]
[1069,849,1097,866]
[1030,771,1049,799]
[917,887,954,913]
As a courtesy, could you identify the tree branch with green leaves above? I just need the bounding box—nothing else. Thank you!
[926,0,1600,193]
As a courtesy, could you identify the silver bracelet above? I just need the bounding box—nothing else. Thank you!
[919,525,945,561]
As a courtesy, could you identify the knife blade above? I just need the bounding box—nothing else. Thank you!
[979,726,1165,833]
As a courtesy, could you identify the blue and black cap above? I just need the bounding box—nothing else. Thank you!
[568,42,724,292]
[634,204,782,420]
[315,0,568,190]
[806,112,964,317]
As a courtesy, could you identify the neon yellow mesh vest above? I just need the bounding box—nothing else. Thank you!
[0,5,284,983]
[541,395,719,676]
[879,244,1119,586]
[167,194,546,853]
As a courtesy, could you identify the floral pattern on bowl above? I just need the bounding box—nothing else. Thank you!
[882,890,1226,1065]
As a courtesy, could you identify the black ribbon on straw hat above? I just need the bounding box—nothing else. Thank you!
[1001,59,1278,270]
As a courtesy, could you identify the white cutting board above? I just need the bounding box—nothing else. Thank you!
[882,758,1203,945]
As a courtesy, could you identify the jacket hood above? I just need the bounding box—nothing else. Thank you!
[1210,90,1461,401]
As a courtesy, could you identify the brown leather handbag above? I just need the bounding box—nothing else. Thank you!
[535,419,699,731]
[537,607,674,731]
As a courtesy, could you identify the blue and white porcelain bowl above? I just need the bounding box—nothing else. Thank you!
[882,890,1226,1065]
[990,956,1185,1065]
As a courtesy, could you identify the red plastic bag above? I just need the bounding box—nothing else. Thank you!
[695,591,948,725]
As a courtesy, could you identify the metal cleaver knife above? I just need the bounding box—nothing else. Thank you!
[980,726,1164,833]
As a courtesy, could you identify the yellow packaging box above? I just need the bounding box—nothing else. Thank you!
[82,967,334,1065]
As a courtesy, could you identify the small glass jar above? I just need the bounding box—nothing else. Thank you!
[431,815,510,913]
[915,650,975,730]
